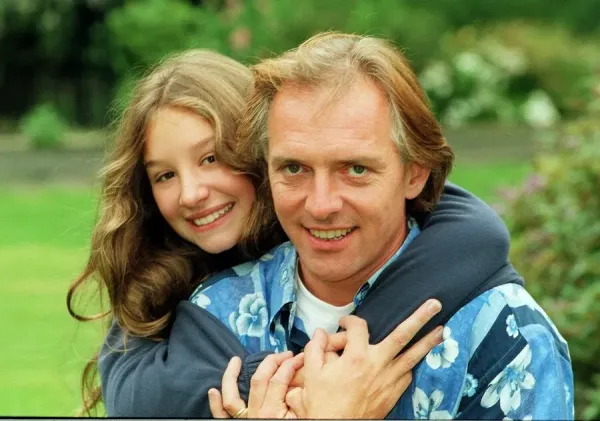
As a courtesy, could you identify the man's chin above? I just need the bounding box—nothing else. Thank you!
[298,258,356,283]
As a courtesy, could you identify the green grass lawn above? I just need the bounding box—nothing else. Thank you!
[0,160,531,416]
[0,187,103,416]
[450,160,532,203]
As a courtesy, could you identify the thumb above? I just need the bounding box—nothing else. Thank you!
[285,387,306,418]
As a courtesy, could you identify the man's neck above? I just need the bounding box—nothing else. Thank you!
[298,227,408,306]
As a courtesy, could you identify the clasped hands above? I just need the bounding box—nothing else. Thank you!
[209,299,443,419]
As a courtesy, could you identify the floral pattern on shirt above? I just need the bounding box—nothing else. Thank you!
[425,326,459,369]
[481,344,536,415]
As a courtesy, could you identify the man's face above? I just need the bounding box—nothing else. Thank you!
[267,77,429,298]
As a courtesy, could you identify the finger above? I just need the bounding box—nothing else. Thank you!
[262,354,305,410]
[208,388,231,419]
[376,299,442,362]
[221,357,247,417]
[393,372,413,404]
[288,353,305,387]
[338,315,369,358]
[395,371,413,395]
[285,387,306,418]
[303,328,327,378]
[387,372,413,413]
[392,325,444,376]
[325,331,348,352]
[324,350,341,364]
[248,352,293,413]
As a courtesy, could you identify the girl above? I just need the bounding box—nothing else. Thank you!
[67,49,521,418]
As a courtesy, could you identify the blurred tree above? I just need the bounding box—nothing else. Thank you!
[1,0,599,129]
[406,0,600,34]
[0,0,124,126]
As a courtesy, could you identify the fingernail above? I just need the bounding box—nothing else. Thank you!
[427,299,442,314]
[434,326,444,339]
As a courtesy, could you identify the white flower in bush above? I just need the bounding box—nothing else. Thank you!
[420,61,454,99]
[485,41,528,76]
[523,90,559,127]
[454,52,501,85]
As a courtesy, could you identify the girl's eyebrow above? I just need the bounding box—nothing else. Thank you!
[144,135,215,169]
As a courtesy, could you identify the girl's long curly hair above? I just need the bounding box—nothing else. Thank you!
[66,50,284,416]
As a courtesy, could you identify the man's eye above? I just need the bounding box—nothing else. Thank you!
[201,155,217,165]
[156,172,175,183]
[348,165,368,177]
[283,163,302,174]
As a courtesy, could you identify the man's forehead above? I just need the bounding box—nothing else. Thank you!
[267,131,396,169]
[270,77,390,128]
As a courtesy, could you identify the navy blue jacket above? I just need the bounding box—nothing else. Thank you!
[99,183,522,417]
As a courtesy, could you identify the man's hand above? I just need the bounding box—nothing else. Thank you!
[289,330,348,388]
[285,299,443,419]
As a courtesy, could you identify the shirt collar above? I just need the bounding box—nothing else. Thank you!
[267,242,298,329]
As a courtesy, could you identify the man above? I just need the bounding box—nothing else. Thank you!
[195,32,573,419]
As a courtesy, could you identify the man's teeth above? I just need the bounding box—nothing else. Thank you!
[193,204,233,226]
[309,227,355,240]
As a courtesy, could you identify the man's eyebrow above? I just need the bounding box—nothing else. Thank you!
[269,155,298,168]
[144,135,215,169]
[268,154,386,168]
[338,156,386,167]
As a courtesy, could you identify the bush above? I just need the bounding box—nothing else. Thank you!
[500,85,600,419]
[93,0,230,76]
[96,0,448,80]
[420,22,600,127]
[229,0,448,70]
[20,103,68,150]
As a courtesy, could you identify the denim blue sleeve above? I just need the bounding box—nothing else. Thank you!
[397,285,574,420]
[457,332,573,420]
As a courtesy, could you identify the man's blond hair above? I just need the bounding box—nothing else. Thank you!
[237,31,454,214]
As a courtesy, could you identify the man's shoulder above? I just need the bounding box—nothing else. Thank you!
[450,286,573,418]
[448,284,569,358]
[407,284,573,419]
[188,242,295,306]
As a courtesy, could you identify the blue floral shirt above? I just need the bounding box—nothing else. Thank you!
[190,227,574,419]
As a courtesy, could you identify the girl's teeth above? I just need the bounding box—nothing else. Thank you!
[193,204,233,226]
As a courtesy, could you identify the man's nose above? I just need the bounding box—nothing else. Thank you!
[179,177,210,208]
[304,175,343,220]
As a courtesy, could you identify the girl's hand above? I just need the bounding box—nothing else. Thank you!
[208,351,304,419]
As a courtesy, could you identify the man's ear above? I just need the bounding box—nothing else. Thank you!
[404,163,431,200]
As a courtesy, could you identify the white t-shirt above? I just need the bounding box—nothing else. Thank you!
[295,266,355,338]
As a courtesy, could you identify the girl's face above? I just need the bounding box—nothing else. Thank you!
[144,106,256,254]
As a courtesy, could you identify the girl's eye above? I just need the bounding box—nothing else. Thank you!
[201,155,217,165]
[156,171,175,183]
[348,165,368,177]
[283,163,302,175]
